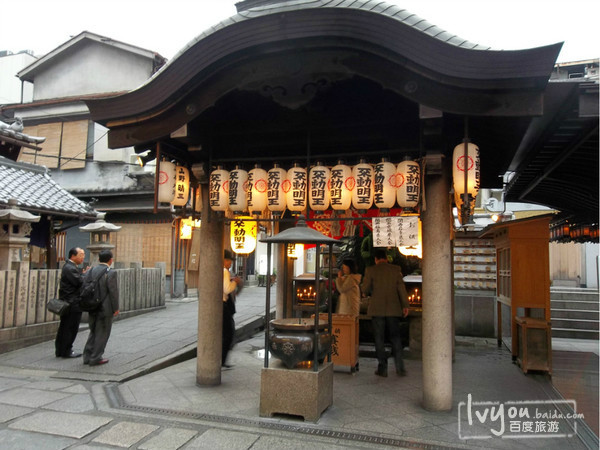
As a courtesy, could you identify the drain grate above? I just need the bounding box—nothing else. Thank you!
[104,384,465,450]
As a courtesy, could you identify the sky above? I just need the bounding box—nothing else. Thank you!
[1,0,598,64]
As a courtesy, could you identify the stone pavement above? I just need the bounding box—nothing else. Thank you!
[0,285,597,449]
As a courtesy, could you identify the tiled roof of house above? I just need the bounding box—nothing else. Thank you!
[0,156,97,218]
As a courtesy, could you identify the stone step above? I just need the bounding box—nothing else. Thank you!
[551,318,599,331]
[552,308,600,320]
[550,290,599,302]
[550,300,599,311]
[552,328,600,340]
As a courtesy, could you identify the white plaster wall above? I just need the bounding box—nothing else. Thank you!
[0,53,35,104]
[33,43,154,100]
[92,123,133,163]
[49,160,137,192]
[584,243,599,289]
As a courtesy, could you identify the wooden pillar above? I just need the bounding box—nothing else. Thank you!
[196,187,224,386]
[421,153,453,411]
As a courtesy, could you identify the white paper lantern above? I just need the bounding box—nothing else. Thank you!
[248,165,268,215]
[285,164,307,213]
[158,160,176,203]
[309,163,330,211]
[267,164,287,213]
[453,141,480,198]
[330,161,353,210]
[171,165,190,206]
[209,167,229,212]
[396,160,420,208]
[374,159,396,209]
[352,160,374,210]
[228,166,248,213]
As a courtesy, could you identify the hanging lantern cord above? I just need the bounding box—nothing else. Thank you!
[462,118,470,225]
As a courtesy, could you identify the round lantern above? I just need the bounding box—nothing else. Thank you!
[352,159,374,210]
[157,160,176,203]
[228,165,248,213]
[285,164,307,213]
[209,166,229,212]
[248,165,268,215]
[374,159,396,209]
[396,159,420,208]
[230,217,257,254]
[309,162,330,211]
[330,161,353,210]
[453,141,480,198]
[171,165,190,207]
[267,164,287,213]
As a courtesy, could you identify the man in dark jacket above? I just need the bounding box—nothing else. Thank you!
[361,248,410,378]
[82,250,119,366]
[55,247,86,358]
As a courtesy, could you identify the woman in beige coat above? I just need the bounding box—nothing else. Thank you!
[336,258,362,316]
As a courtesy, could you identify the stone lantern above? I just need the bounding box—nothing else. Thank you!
[0,199,40,270]
[79,213,121,266]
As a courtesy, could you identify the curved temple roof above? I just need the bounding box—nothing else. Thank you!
[87,0,562,126]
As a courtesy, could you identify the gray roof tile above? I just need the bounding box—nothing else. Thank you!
[0,156,97,218]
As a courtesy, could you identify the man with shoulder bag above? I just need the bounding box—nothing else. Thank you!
[82,250,119,366]
[55,247,87,358]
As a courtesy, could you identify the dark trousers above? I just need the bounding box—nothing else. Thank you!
[55,308,82,357]
[83,313,113,364]
[372,316,405,372]
[222,298,235,365]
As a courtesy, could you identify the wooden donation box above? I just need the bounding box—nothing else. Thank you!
[319,314,359,372]
[481,215,553,374]
[515,317,552,374]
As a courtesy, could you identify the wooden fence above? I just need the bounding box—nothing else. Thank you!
[0,262,165,352]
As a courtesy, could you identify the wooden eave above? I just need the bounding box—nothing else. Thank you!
[86,5,561,134]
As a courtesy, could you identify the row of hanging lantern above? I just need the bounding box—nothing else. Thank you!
[209,158,421,214]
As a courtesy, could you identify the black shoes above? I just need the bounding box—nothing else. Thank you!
[89,358,109,366]
[58,351,82,358]
[374,368,388,377]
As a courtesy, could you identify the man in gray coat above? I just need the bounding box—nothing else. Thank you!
[361,248,409,377]
[82,250,119,366]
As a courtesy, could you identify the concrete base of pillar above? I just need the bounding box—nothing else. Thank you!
[260,362,333,422]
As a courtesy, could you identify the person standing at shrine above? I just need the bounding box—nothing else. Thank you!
[222,249,242,369]
[336,258,361,316]
[361,248,409,377]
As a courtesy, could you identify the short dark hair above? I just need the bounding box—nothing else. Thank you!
[68,247,80,259]
[341,258,357,274]
[99,250,113,263]
[373,248,387,261]
[224,249,234,260]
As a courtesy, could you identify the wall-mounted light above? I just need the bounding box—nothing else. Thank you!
[137,150,155,167]
[180,217,200,240]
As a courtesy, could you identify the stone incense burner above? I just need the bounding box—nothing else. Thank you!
[269,318,331,369]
